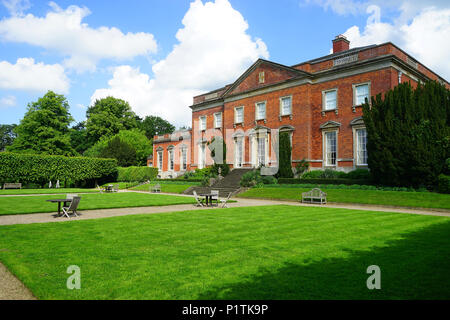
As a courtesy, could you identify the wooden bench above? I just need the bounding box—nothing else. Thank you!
[3,183,22,189]
[151,184,161,193]
[302,188,327,204]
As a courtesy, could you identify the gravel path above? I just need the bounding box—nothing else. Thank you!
[0,262,36,300]
[0,193,448,226]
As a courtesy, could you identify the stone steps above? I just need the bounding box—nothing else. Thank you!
[184,168,254,197]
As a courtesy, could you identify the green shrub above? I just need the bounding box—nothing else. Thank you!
[278,178,371,185]
[346,169,370,180]
[261,175,277,185]
[445,158,450,175]
[211,163,230,177]
[241,170,277,187]
[240,170,262,187]
[301,170,323,179]
[0,152,117,186]
[295,159,309,176]
[437,174,450,194]
[117,166,158,182]
[301,169,370,180]
[302,170,346,179]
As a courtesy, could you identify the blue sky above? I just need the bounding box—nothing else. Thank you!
[0,0,449,127]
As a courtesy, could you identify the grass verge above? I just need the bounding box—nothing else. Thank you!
[0,192,196,215]
[239,187,450,210]
[0,205,448,299]
[0,188,99,196]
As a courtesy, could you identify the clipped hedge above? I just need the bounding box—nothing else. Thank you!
[157,178,203,182]
[0,152,117,185]
[278,178,371,185]
[437,174,450,194]
[117,166,158,182]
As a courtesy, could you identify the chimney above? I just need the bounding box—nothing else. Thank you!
[332,35,350,54]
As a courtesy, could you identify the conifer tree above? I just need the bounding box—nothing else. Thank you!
[363,81,449,187]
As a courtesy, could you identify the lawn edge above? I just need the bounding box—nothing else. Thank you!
[236,195,450,213]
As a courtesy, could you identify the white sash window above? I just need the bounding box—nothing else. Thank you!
[281,96,292,116]
[256,102,266,120]
[355,84,369,105]
[325,131,337,166]
[324,90,337,110]
[356,129,368,165]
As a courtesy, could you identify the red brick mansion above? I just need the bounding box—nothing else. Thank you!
[152,35,449,178]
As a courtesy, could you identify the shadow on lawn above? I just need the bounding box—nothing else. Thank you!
[197,220,450,300]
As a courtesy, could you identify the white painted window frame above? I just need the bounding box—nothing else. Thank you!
[322,129,338,168]
[352,81,371,107]
[214,112,222,129]
[255,101,266,121]
[157,150,163,171]
[279,95,292,117]
[199,115,207,131]
[234,106,244,125]
[322,88,338,112]
[352,126,368,167]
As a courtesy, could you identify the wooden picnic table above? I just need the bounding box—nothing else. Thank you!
[46,199,72,217]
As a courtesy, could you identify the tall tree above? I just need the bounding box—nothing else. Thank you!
[363,81,449,187]
[85,129,152,166]
[100,136,137,167]
[0,124,17,151]
[86,96,139,144]
[139,115,175,140]
[8,91,75,156]
[277,131,293,178]
[69,121,92,155]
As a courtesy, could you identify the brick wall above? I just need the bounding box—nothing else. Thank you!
[156,40,448,175]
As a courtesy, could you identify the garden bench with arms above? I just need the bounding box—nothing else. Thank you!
[302,188,327,204]
[152,184,161,193]
[3,183,22,189]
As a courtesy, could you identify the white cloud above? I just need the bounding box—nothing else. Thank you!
[1,0,30,16]
[0,95,16,107]
[343,6,450,80]
[91,0,269,127]
[301,0,368,15]
[0,2,158,72]
[0,58,70,93]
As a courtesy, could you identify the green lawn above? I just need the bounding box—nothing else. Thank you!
[0,192,195,215]
[239,187,450,210]
[0,188,99,196]
[0,205,448,299]
[132,181,201,194]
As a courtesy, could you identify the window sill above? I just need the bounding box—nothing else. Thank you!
[233,122,243,128]
[279,114,293,121]
[352,104,370,112]
[321,108,338,116]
